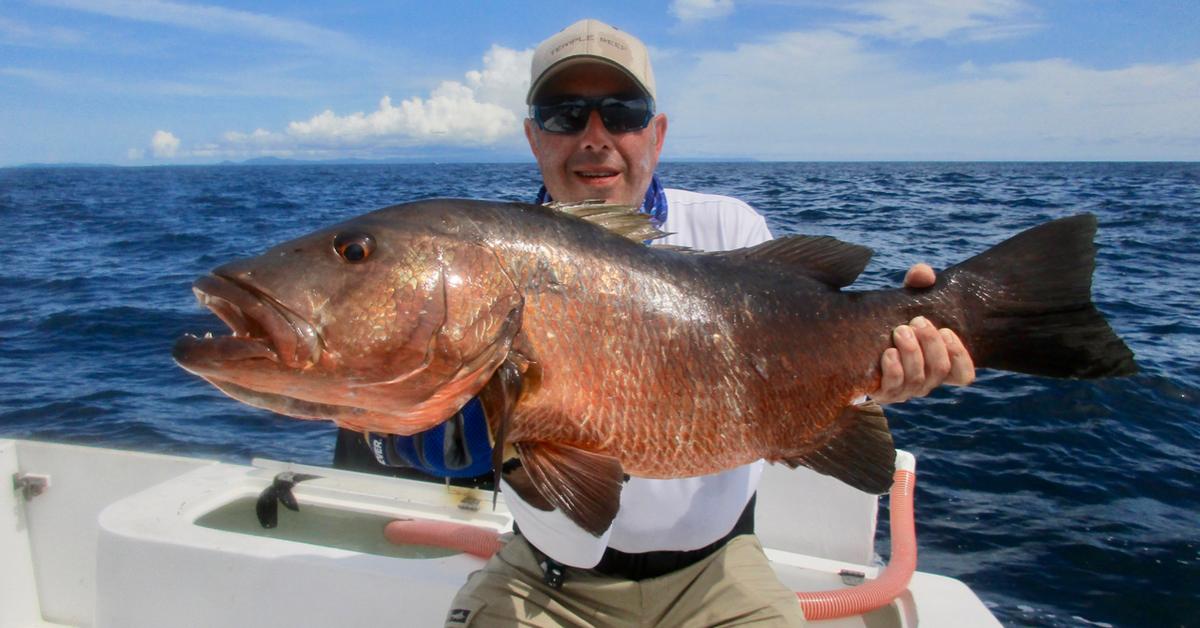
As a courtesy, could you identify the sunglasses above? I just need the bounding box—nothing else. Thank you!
[530,96,655,135]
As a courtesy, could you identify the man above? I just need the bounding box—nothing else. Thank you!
[348,19,973,626]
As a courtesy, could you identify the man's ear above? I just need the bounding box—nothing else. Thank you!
[524,118,540,155]
[651,113,668,158]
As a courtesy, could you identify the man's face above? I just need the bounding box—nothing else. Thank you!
[525,64,667,206]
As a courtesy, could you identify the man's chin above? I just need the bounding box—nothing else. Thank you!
[565,180,633,205]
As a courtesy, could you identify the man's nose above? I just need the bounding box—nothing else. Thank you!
[579,109,613,149]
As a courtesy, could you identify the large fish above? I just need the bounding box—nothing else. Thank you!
[174,199,1136,535]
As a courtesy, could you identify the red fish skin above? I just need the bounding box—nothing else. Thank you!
[493,236,950,479]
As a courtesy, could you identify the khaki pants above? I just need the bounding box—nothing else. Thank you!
[444,534,805,627]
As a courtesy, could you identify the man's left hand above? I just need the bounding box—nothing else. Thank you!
[871,263,976,404]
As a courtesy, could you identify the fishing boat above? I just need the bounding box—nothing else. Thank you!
[3,438,999,627]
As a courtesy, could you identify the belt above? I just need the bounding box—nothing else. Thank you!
[520,493,757,585]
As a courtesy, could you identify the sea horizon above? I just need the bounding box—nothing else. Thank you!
[5,157,1199,171]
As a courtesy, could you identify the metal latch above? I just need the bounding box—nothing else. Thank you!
[839,569,866,586]
[456,494,482,512]
[13,473,51,501]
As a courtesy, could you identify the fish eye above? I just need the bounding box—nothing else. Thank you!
[333,232,375,264]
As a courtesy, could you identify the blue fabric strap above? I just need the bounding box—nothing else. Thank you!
[369,398,494,478]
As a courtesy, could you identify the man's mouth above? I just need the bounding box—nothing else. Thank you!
[575,170,620,182]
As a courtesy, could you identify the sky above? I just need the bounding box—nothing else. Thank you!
[2,0,1198,166]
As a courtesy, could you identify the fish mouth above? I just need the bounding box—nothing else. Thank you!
[174,274,323,371]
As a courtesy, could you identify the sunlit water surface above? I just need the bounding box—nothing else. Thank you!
[1,162,1197,627]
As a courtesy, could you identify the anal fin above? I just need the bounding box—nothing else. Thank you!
[514,441,624,536]
[781,401,895,494]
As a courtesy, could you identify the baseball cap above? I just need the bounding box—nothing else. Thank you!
[526,19,656,104]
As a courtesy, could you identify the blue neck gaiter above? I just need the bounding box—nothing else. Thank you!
[535,174,669,229]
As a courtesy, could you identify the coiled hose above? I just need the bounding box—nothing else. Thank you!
[384,452,917,620]
[795,454,917,619]
[384,517,505,559]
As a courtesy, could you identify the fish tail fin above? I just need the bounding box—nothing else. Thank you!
[942,213,1137,378]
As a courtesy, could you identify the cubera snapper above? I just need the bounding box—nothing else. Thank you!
[173,199,1136,535]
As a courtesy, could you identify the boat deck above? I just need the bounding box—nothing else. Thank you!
[2,439,998,627]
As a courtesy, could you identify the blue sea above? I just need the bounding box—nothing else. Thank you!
[1,162,1197,627]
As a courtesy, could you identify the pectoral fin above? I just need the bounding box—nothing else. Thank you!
[512,441,624,536]
[500,460,553,511]
[479,358,524,508]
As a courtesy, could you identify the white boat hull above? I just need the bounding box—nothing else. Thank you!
[1,439,998,627]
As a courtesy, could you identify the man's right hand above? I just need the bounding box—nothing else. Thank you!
[870,264,976,404]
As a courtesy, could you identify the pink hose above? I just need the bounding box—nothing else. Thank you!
[796,467,917,620]
[385,465,917,621]
[383,518,504,559]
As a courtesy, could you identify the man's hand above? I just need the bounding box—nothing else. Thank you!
[871,263,976,404]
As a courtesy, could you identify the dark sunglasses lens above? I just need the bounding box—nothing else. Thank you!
[599,99,652,133]
[536,102,589,134]
[535,97,652,134]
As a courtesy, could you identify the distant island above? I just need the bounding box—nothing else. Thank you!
[8,162,119,169]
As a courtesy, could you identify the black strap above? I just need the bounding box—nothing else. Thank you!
[592,493,757,581]
[519,493,757,584]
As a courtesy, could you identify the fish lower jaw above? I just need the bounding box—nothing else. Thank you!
[177,332,324,372]
[175,332,281,365]
[191,275,324,368]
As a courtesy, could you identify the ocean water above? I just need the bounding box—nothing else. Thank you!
[1,162,1197,627]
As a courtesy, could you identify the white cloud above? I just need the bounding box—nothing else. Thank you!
[0,16,85,46]
[465,45,535,115]
[926,59,1200,151]
[1,62,342,101]
[841,0,1039,42]
[126,147,144,160]
[286,88,514,144]
[35,0,360,53]
[214,45,532,157]
[0,66,72,89]
[671,0,735,22]
[222,128,276,145]
[664,30,1200,160]
[151,130,181,158]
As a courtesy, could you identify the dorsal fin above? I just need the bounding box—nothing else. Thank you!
[547,201,870,287]
[713,235,873,288]
[546,200,669,243]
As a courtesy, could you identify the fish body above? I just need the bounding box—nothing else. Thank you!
[174,199,1136,535]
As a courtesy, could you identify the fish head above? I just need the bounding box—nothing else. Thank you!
[173,201,524,435]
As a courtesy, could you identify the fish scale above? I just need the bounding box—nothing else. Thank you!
[510,235,901,479]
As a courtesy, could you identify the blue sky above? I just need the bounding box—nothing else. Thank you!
[2,0,1198,165]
